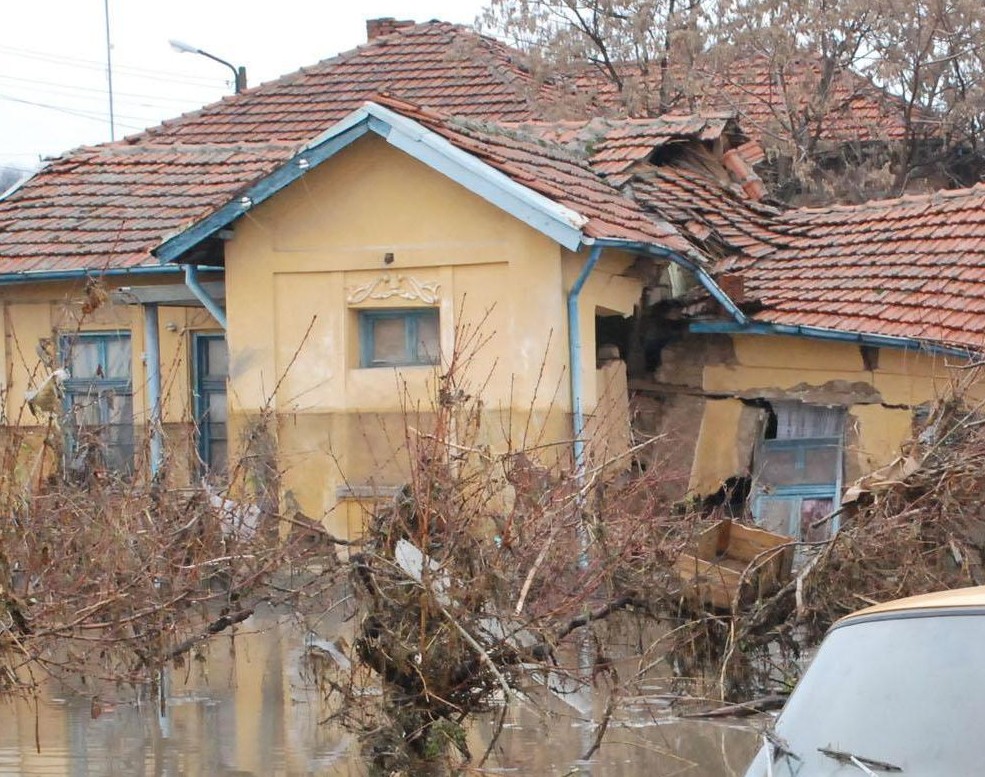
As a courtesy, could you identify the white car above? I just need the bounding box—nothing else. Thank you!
[744,586,985,775]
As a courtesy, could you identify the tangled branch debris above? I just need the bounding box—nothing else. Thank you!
[670,385,985,701]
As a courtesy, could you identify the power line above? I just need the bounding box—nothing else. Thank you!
[0,73,208,107]
[0,45,225,90]
[0,93,145,130]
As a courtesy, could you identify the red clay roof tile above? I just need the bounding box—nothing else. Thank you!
[0,143,295,274]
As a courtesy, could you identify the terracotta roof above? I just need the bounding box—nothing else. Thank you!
[631,165,782,259]
[573,56,919,146]
[371,96,691,249]
[699,57,917,145]
[131,22,561,146]
[733,185,985,350]
[0,94,697,275]
[509,114,738,184]
[0,143,294,273]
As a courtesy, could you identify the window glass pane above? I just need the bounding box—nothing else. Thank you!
[372,317,407,364]
[209,439,228,476]
[69,341,101,379]
[206,338,229,378]
[800,498,835,542]
[416,312,439,363]
[207,392,227,423]
[758,442,840,487]
[69,393,101,426]
[105,338,131,379]
[774,402,844,439]
[757,497,797,537]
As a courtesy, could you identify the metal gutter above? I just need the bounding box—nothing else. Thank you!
[143,303,163,475]
[184,265,227,330]
[568,244,604,476]
[688,320,973,360]
[591,237,748,325]
[0,265,190,286]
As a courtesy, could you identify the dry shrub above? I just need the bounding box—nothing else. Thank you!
[318,323,697,773]
[0,471,336,697]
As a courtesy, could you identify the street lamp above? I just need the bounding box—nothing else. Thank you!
[169,39,247,94]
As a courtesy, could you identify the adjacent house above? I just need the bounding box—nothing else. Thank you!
[0,18,982,542]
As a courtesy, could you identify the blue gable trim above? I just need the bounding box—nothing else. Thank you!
[155,102,589,263]
[155,123,369,263]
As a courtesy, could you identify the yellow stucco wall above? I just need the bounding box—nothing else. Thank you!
[690,333,979,496]
[223,134,640,535]
[0,277,221,483]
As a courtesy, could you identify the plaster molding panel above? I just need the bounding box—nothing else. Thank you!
[346,274,441,306]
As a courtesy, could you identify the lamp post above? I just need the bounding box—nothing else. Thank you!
[169,39,247,94]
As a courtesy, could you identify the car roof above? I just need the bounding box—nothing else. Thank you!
[842,585,985,621]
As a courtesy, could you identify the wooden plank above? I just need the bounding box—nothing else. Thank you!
[674,519,794,610]
[726,522,790,563]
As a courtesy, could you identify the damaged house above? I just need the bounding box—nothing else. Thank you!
[0,19,982,541]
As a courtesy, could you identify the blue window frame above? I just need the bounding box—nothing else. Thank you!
[60,331,134,475]
[358,308,440,368]
[751,403,845,544]
[192,333,228,478]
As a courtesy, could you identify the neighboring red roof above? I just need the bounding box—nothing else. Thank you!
[573,56,919,146]
[736,185,985,350]
[0,144,294,273]
[131,22,561,146]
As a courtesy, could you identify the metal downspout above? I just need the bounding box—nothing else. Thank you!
[568,244,604,477]
[143,303,163,476]
[184,264,227,330]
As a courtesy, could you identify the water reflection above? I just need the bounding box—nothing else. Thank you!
[0,608,760,775]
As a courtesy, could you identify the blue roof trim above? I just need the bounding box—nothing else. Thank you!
[591,237,749,325]
[155,123,370,263]
[155,101,591,263]
[689,320,973,359]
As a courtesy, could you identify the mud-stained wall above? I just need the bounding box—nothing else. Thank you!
[687,333,980,496]
[223,134,641,537]
[0,277,222,484]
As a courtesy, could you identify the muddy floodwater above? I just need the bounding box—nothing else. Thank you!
[0,607,760,775]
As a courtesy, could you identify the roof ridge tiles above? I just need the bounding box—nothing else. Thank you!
[128,20,550,147]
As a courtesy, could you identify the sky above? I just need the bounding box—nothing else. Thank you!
[1,0,491,173]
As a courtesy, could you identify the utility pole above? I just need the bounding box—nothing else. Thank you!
[104,0,115,140]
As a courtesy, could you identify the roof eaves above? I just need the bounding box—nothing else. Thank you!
[156,100,591,263]
[154,119,369,262]
[592,236,748,325]
[689,319,974,359]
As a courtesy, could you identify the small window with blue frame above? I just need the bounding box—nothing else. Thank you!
[358,308,440,368]
[751,402,845,544]
[60,331,134,476]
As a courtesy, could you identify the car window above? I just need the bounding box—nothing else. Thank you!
[745,611,985,775]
